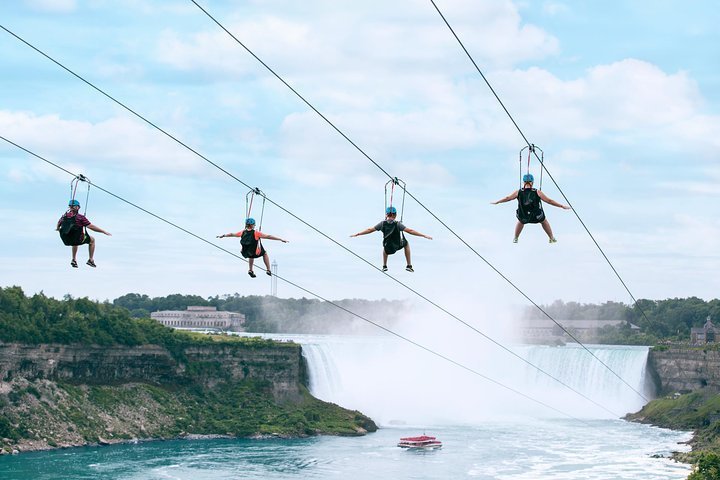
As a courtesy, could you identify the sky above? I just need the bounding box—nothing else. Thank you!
[1,0,719,315]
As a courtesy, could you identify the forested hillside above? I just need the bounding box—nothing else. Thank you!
[525,297,720,343]
[113,293,406,333]
[0,286,196,347]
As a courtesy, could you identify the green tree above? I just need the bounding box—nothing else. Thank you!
[0,286,198,348]
[689,452,720,480]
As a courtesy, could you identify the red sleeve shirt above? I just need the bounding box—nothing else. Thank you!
[74,213,91,227]
[234,230,262,240]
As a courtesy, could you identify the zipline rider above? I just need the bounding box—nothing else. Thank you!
[217,217,288,278]
[492,174,570,243]
[56,199,112,268]
[351,206,432,272]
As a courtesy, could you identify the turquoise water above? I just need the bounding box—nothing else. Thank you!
[0,420,692,479]
[0,338,694,478]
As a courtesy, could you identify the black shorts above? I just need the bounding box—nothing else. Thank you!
[242,246,266,259]
[517,212,546,224]
[383,238,408,255]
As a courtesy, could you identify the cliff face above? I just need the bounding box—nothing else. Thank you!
[0,340,376,454]
[648,347,720,394]
[0,341,304,401]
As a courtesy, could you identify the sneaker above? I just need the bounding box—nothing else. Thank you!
[405,265,414,272]
[86,259,96,268]
[70,259,78,268]
[382,265,388,272]
[248,270,257,278]
[512,237,518,243]
[549,237,557,244]
[266,270,272,276]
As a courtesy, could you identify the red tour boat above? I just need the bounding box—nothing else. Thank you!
[397,435,442,449]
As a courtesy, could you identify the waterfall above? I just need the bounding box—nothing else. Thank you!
[295,334,652,426]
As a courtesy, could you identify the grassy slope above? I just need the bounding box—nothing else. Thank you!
[0,376,376,454]
[627,389,720,463]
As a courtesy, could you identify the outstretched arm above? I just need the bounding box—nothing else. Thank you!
[217,232,241,238]
[259,233,289,243]
[403,228,432,240]
[491,190,519,205]
[350,227,376,237]
[87,223,111,236]
[537,191,571,210]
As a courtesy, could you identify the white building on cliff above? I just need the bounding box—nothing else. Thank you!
[151,306,245,332]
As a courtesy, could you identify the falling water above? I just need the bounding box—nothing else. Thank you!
[297,334,652,425]
[0,333,691,480]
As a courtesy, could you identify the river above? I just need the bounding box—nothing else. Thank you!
[0,334,693,479]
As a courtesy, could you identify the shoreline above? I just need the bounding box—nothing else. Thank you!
[0,339,377,457]
[2,429,373,456]
[624,389,720,474]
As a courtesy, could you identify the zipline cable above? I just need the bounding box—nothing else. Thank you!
[1,135,597,425]
[427,0,655,330]
[0,24,629,414]
[184,3,650,403]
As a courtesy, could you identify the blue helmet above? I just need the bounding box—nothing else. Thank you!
[386,206,397,215]
[68,199,80,207]
[522,173,534,183]
[245,217,256,226]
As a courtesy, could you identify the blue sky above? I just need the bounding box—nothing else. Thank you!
[1,0,718,312]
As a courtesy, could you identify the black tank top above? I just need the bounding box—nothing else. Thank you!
[516,188,546,224]
[240,230,264,258]
[381,221,405,254]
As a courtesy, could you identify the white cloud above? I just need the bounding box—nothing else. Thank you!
[7,168,33,183]
[156,0,559,77]
[85,0,193,16]
[582,60,701,130]
[152,3,720,187]
[542,2,569,16]
[275,110,458,188]
[156,28,252,75]
[661,182,718,196]
[268,53,720,187]
[5,159,83,184]
[488,59,720,155]
[658,167,720,197]
[24,0,76,13]
[147,0,561,188]
[438,1,560,67]
[0,110,205,177]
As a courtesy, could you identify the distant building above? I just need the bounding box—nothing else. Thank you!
[519,318,639,344]
[691,316,716,345]
[151,306,245,332]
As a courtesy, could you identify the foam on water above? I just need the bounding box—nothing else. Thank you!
[0,423,692,479]
[0,333,693,479]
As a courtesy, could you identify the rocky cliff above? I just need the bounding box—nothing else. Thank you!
[0,341,305,401]
[647,347,720,395]
[628,346,720,472]
[0,338,376,454]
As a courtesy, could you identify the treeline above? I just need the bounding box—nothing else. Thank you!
[113,293,406,333]
[0,286,198,348]
[6,285,717,344]
[627,298,720,340]
[526,298,720,342]
[524,300,629,321]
